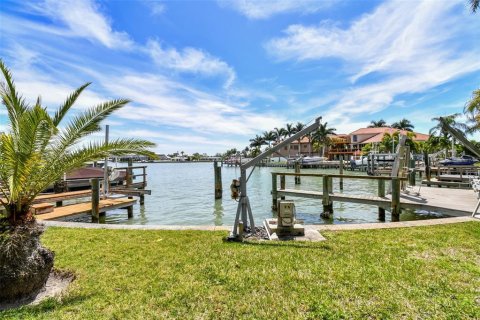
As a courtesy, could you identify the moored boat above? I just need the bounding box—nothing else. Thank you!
[439,155,478,166]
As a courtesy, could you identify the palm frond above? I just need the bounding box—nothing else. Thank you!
[53,82,91,126]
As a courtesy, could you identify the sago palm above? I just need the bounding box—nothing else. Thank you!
[0,60,156,225]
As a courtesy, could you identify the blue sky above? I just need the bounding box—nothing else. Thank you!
[1,0,479,155]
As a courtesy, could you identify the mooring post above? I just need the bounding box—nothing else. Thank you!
[271,173,278,211]
[321,175,333,218]
[328,175,333,193]
[391,177,401,221]
[378,179,386,221]
[409,158,416,186]
[127,205,133,218]
[127,158,133,200]
[294,161,301,184]
[139,166,146,205]
[91,178,100,223]
[280,175,286,200]
[214,160,223,199]
[339,156,344,190]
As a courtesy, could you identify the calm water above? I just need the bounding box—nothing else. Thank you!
[83,162,446,226]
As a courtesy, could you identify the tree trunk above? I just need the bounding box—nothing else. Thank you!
[0,221,54,301]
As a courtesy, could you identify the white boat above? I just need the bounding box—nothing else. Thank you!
[302,156,326,165]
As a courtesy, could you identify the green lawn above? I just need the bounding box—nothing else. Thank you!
[2,222,479,319]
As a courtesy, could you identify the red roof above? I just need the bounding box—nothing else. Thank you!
[350,127,429,143]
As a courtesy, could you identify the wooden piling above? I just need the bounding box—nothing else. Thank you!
[127,159,133,200]
[391,177,401,221]
[271,173,278,211]
[127,205,133,218]
[321,175,333,218]
[339,156,344,190]
[280,175,286,200]
[294,161,301,184]
[91,178,100,223]
[378,179,385,221]
[409,158,416,186]
[214,160,223,199]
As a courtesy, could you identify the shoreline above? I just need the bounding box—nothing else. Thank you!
[41,216,478,231]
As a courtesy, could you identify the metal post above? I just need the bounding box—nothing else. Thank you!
[240,168,248,231]
[91,178,100,223]
[378,179,385,221]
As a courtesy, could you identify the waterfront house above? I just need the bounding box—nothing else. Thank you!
[276,127,429,160]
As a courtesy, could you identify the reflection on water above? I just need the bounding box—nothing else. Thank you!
[213,199,224,226]
[76,162,448,226]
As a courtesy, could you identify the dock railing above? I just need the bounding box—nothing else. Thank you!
[271,172,408,221]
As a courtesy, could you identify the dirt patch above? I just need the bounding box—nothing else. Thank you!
[0,269,74,311]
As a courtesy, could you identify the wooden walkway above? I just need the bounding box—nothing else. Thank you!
[277,186,477,217]
[33,190,92,204]
[36,198,137,221]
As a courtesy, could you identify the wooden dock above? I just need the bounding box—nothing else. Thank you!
[277,187,476,217]
[36,198,137,221]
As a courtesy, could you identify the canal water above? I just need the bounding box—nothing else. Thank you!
[95,162,446,226]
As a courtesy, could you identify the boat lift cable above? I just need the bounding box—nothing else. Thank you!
[230,116,323,238]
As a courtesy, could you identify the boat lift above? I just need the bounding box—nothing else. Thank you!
[439,117,480,158]
[229,116,323,239]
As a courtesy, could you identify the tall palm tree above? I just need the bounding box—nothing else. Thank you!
[470,0,479,12]
[284,123,296,158]
[391,118,414,131]
[0,60,156,300]
[294,122,305,156]
[249,135,265,150]
[263,130,276,149]
[273,127,286,143]
[464,88,480,133]
[430,113,468,157]
[312,122,336,157]
[367,119,388,128]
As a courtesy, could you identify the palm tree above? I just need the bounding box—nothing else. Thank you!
[294,122,305,156]
[273,127,286,143]
[263,131,276,149]
[430,113,468,157]
[464,89,480,133]
[284,123,296,158]
[391,118,414,131]
[470,0,479,12]
[249,135,265,154]
[367,119,388,128]
[312,122,336,157]
[0,60,156,300]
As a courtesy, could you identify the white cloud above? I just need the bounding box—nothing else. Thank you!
[220,0,335,19]
[28,0,133,49]
[266,0,480,121]
[146,40,236,88]
[101,73,284,135]
[149,2,166,15]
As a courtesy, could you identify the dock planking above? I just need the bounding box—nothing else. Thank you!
[36,198,137,221]
[277,187,477,217]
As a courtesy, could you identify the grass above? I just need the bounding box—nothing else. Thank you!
[1,222,479,319]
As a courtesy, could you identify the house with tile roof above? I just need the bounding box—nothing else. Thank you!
[275,127,429,160]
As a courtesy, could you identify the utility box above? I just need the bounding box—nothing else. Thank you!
[264,200,304,238]
[278,200,295,227]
